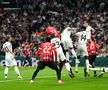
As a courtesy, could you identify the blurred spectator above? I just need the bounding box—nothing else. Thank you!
[0,0,108,57]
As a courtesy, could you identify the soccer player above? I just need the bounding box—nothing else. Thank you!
[45,26,60,38]
[87,39,99,77]
[83,20,95,37]
[89,67,108,77]
[50,34,75,78]
[76,27,91,77]
[2,35,22,79]
[22,41,32,67]
[29,37,64,85]
[61,27,79,73]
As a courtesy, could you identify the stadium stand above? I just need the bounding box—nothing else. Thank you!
[0,0,108,57]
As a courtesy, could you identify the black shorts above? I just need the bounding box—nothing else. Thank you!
[89,54,96,65]
[37,61,59,71]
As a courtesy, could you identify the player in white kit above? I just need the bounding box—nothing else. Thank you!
[76,27,91,77]
[50,34,75,78]
[2,35,22,79]
[61,27,79,73]
[83,20,95,37]
[89,67,108,77]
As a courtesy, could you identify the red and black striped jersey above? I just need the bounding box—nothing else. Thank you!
[87,41,99,55]
[35,42,57,62]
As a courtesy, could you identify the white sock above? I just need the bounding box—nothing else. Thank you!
[71,49,79,70]
[71,49,77,57]
[89,67,103,71]
[14,67,20,76]
[75,63,79,71]
[4,67,9,75]
[75,59,80,70]
[66,52,70,61]
[75,59,80,64]
[65,63,71,72]
[85,59,89,71]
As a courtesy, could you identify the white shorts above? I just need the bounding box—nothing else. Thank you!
[61,38,73,50]
[76,45,88,57]
[56,47,66,62]
[5,56,17,66]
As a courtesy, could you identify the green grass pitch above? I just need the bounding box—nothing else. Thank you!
[0,67,108,90]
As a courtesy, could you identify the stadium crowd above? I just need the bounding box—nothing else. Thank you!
[0,0,108,57]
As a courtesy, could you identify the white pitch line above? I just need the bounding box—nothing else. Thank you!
[0,74,66,83]
[0,79,21,83]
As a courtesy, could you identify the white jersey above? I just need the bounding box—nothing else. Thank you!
[51,38,61,49]
[3,42,17,66]
[61,27,72,40]
[61,27,74,50]
[3,42,13,57]
[76,31,89,57]
[51,38,66,61]
[76,31,90,45]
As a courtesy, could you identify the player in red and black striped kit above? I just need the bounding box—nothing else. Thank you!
[45,26,60,38]
[29,37,64,85]
[22,42,32,67]
[87,39,99,77]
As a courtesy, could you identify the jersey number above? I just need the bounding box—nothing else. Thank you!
[43,46,51,53]
[52,41,60,48]
[81,34,86,41]
[4,46,9,52]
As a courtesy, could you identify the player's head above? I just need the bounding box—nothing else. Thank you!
[5,35,12,42]
[46,36,51,42]
[83,20,90,27]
